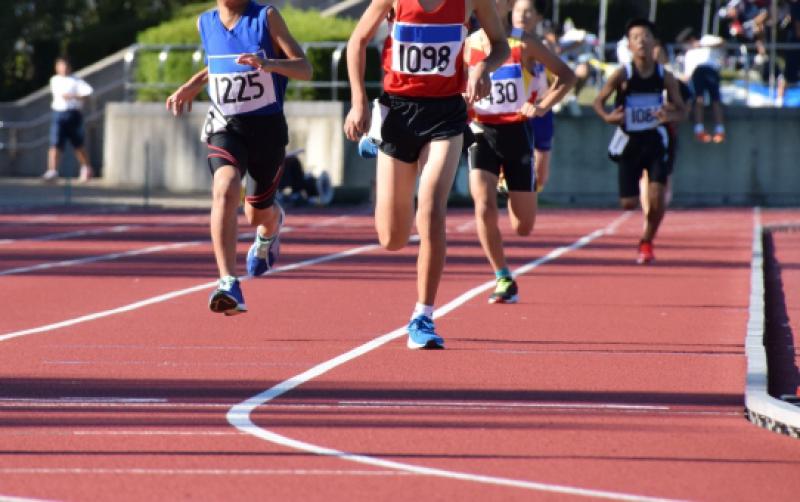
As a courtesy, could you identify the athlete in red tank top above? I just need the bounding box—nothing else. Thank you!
[382,0,467,97]
[344,0,509,350]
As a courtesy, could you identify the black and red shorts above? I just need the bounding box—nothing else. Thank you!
[207,113,288,209]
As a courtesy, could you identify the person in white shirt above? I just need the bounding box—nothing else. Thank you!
[43,57,94,182]
[676,28,726,143]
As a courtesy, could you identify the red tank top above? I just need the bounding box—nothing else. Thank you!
[468,37,537,124]
[382,0,467,97]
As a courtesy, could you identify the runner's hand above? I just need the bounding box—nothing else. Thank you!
[520,102,546,118]
[237,53,268,71]
[344,103,370,142]
[166,85,198,116]
[656,104,679,124]
[466,65,491,103]
[604,105,625,125]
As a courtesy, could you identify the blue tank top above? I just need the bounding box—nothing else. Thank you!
[199,2,287,117]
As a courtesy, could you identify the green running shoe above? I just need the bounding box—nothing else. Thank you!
[489,276,519,304]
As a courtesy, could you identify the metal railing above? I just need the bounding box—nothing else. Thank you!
[1,41,384,158]
[3,39,799,160]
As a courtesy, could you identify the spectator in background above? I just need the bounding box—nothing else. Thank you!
[777,0,800,106]
[555,18,595,115]
[720,0,770,72]
[677,28,726,143]
[42,57,94,182]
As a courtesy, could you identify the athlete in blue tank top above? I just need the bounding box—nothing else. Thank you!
[166,0,312,316]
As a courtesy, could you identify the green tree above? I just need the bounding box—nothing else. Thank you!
[0,0,194,101]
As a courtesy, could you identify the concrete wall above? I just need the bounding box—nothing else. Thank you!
[102,102,799,205]
[102,101,375,193]
[542,106,800,207]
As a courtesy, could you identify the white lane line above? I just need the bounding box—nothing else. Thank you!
[336,401,669,411]
[0,397,166,404]
[0,468,414,477]
[0,225,291,277]
[0,225,136,246]
[454,220,476,233]
[0,494,53,502]
[226,212,682,502]
[0,240,380,343]
[0,240,204,276]
[42,360,309,368]
[0,210,364,276]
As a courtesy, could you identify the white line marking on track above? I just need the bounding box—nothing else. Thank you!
[0,233,379,343]
[225,212,682,502]
[0,225,136,246]
[72,430,242,436]
[0,240,203,276]
[337,400,670,411]
[0,494,53,502]
[0,468,414,477]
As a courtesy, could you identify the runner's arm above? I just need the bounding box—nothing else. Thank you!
[658,71,687,123]
[344,0,393,141]
[166,67,208,116]
[592,67,625,125]
[521,34,576,115]
[467,0,510,103]
[237,7,313,80]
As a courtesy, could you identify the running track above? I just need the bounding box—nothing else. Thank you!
[0,206,798,501]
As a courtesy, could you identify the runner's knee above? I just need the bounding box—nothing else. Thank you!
[512,217,535,236]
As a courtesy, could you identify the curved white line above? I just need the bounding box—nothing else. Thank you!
[226,213,679,501]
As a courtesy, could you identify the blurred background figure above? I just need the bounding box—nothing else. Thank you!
[554,18,597,116]
[777,0,800,106]
[676,28,726,143]
[42,57,94,183]
[277,151,333,207]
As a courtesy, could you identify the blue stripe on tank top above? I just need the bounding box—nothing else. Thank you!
[208,50,267,74]
[491,65,522,80]
[393,23,463,43]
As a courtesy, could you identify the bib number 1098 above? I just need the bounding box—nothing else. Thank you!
[396,44,452,74]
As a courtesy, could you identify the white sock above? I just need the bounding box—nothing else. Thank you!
[694,123,705,134]
[714,124,725,134]
[411,303,434,320]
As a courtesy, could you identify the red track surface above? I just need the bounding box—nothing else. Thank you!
[1,207,799,501]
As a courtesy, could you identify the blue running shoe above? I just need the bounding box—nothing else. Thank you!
[406,315,444,350]
[358,136,378,158]
[208,276,247,316]
[246,206,284,277]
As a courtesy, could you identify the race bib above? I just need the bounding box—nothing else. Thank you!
[391,22,465,77]
[624,93,662,132]
[473,64,525,115]
[207,50,276,116]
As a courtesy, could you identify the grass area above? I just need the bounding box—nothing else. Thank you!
[133,2,358,102]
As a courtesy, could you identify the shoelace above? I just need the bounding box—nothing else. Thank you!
[496,277,514,293]
[411,316,434,332]
[219,276,237,290]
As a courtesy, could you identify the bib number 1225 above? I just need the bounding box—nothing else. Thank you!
[214,72,264,104]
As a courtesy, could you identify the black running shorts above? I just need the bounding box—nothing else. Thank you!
[468,121,536,192]
[618,128,669,198]
[377,93,468,163]
[207,113,288,209]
